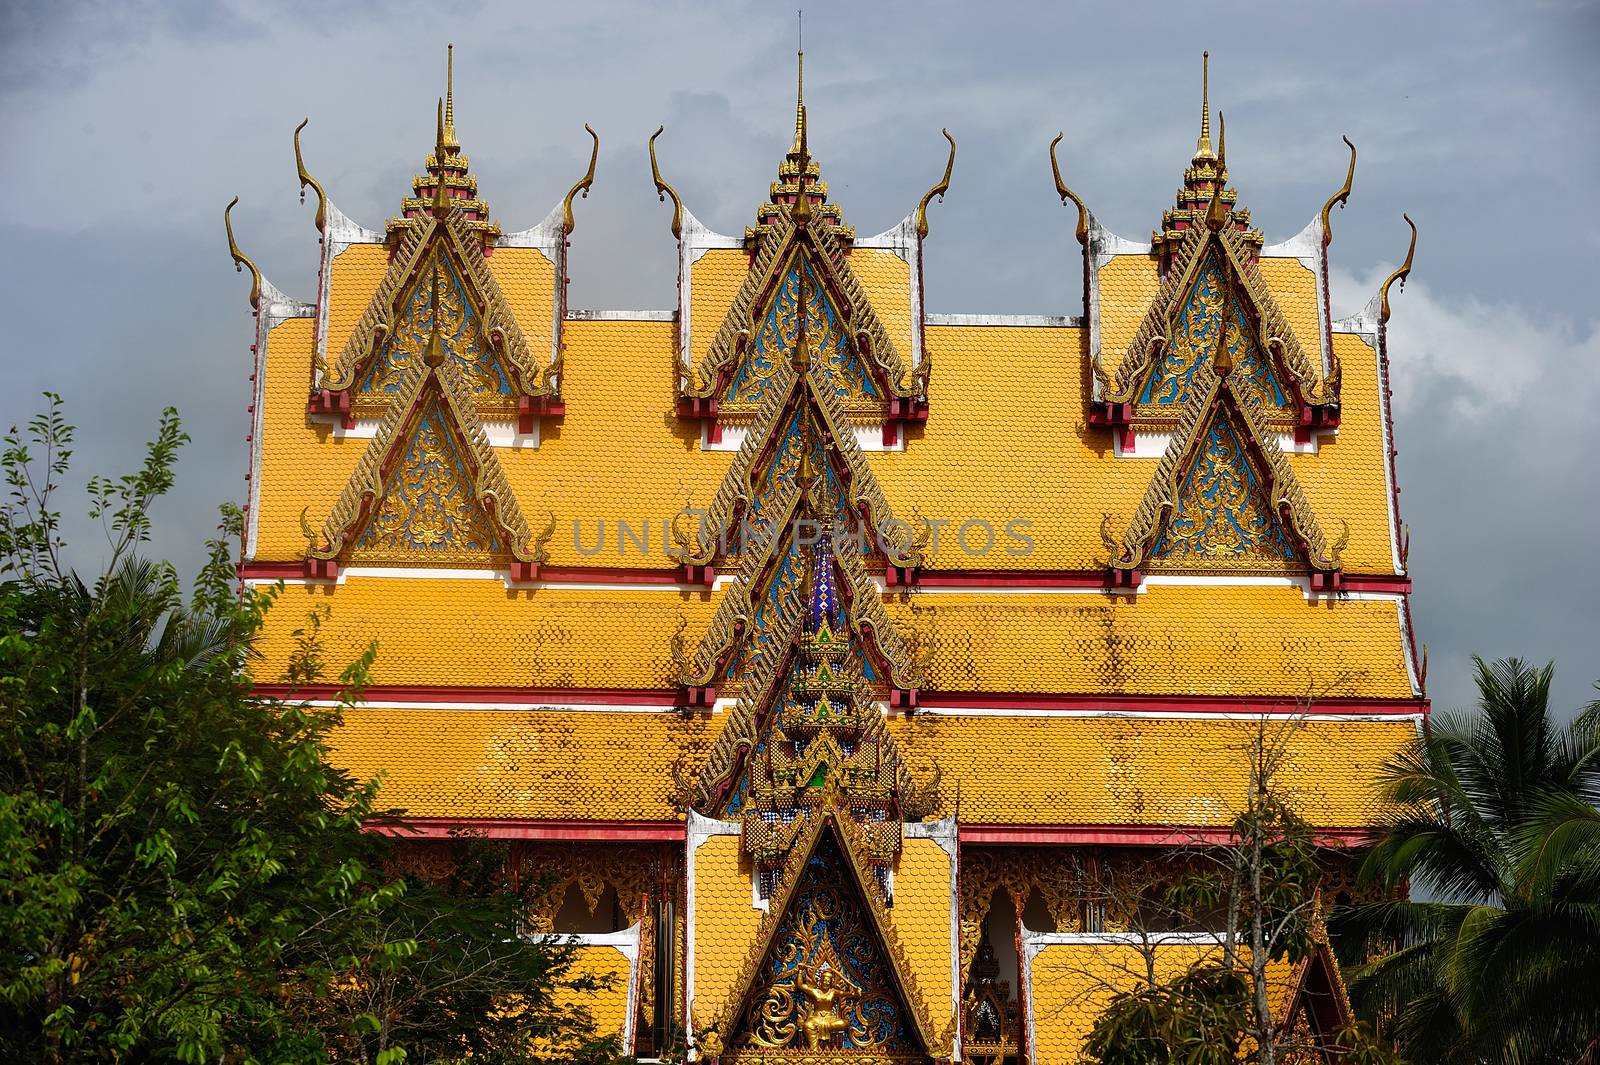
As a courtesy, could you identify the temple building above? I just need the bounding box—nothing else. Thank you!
[228,45,1422,1063]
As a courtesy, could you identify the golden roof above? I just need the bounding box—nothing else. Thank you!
[240,48,1419,851]
[1028,942,1296,1063]
[251,579,1410,698]
[320,706,1412,828]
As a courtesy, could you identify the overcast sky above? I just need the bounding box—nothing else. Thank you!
[1,0,1596,718]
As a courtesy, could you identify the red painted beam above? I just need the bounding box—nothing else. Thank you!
[246,683,1425,717]
[913,691,1428,716]
[237,560,1410,595]
[248,683,677,706]
[370,818,686,842]
[958,824,1372,847]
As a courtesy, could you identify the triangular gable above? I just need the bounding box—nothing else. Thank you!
[713,526,927,824]
[308,356,541,573]
[1103,224,1330,424]
[317,207,550,416]
[679,356,923,801]
[1272,897,1358,1061]
[1112,362,1345,579]
[685,216,917,415]
[702,810,942,1059]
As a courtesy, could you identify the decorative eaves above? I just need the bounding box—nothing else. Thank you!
[682,216,917,405]
[700,809,945,1058]
[317,208,551,399]
[306,355,540,568]
[1110,363,1345,576]
[1102,224,1332,412]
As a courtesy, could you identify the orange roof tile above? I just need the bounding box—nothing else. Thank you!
[1029,941,1295,1063]
[894,836,956,1021]
[882,585,1412,699]
[1095,253,1162,380]
[320,706,1409,828]
[688,250,748,370]
[1285,332,1397,574]
[485,246,555,368]
[556,944,635,1044]
[253,317,366,560]
[255,578,716,690]
[325,708,711,820]
[252,579,1409,700]
[850,248,914,358]
[690,832,765,1021]
[892,716,1414,827]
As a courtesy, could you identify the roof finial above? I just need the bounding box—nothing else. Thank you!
[792,13,806,155]
[915,129,956,240]
[432,99,451,217]
[1195,51,1214,161]
[1206,112,1230,231]
[1379,213,1418,325]
[442,43,458,149]
[224,196,262,310]
[293,118,328,234]
[422,262,446,367]
[1049,132,1089,247]
[791,73,813,226]
[1320,135,1357,248]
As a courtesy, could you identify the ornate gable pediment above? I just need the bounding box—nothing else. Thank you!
[677,350,926,798]
[687,216,918,419]
[1111,361,1346,581]
[1104,224,1327,430]
[306,350,548,577]
[677,208,929,802]
[316,207,550,420]
[704,812,941,1062]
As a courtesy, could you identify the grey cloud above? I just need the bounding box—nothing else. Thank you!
[0,0,1595,714]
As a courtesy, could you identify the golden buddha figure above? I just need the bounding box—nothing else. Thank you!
[797,965,856,1049]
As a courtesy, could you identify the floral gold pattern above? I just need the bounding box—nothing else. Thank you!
[1148,404,1295,564]
[358,250,514,415]
[733,835,916,1054]
[351,393,505,560]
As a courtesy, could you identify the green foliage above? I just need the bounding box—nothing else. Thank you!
[1084,720,1405,1064]
[0,397,625,1063]
[1083,965,1250,1065]
[1335,657,1600,1065]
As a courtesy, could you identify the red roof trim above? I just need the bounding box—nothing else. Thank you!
[959,824,1371,847]
[249,682,1425,716]
[249,683,676,706]
[364,819,1372,847]
[237,560,1410,594]
[370,817,686,842]
[915,691,1427,715]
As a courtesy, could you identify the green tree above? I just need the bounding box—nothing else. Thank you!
[1083,716,1402,1065]
[0,396,623,1063]
[1337,657,1600,1065]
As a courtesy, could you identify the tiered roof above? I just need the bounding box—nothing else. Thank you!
[231,46,1423,845]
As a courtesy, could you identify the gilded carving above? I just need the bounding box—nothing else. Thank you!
[358,250,515,416]
[1148,405,1295,564]
[350,393,505,561]
[732,835,916,1055]
[312,358,536,567]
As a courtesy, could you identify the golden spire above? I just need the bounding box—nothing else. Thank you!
[791,35,806,155]
[441,43,459,151]
[791,82,813,226]
[422,263,447,367]
[432,99,451,217]
[1206,112,1230,231]
[1193,51,1215,164]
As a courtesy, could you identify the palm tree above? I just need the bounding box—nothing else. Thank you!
[1337,657,1600,1064]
